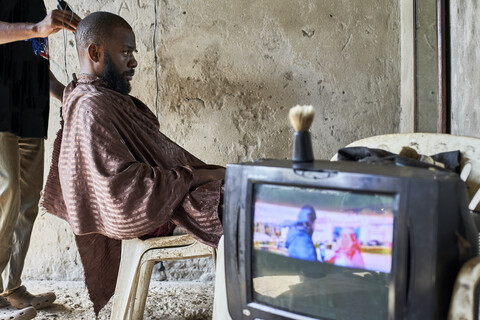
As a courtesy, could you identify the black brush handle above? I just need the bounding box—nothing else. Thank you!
[292,131,314,163]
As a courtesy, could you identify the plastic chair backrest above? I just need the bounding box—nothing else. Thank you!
[331,133,480,210]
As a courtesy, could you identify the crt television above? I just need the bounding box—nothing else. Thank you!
[223,159,478,320]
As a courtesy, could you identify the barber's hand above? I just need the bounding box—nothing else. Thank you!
[191,168,225,188]
[34,9,81,38]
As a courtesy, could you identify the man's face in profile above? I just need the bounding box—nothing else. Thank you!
[102,26,137,95]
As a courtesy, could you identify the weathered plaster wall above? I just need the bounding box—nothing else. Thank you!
[23,0,400,281]
[450,0,480,136]
[156,0,400,163]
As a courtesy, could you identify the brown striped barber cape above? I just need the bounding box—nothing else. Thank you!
[41,74,224,314]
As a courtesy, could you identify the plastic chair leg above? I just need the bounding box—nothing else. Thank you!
[111,235,215,320]
[111,239,145,320]
[212,248,217,270]
[448,255,480,320]
[212,236,232,320]
[131,260,155,320]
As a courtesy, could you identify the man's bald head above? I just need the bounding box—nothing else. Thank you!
[75,11,132,51]
[74,11,137,94]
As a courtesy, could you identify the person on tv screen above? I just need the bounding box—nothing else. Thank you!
[286,205,317,261]
[328,227,365,268]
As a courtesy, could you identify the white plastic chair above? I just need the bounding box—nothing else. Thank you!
[110,234,215,320]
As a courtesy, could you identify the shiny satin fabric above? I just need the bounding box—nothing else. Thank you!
[41,74,223,314]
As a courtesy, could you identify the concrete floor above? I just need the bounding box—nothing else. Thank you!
[24,279,214,320]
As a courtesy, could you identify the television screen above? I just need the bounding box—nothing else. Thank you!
[251,183,396,320]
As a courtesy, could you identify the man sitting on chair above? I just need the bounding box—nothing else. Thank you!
[41,11,224,314]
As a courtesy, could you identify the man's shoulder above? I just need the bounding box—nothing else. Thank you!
[66,83,117,109]
[71,83,110,101]
[63,85,119,122]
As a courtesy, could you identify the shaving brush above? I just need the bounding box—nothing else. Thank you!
[289,105,315,163]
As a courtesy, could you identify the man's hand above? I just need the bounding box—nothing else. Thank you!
[34,9,81,38]
[191,168,225,189]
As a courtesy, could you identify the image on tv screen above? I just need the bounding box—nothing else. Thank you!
[253,186,394,272]
[251,183,396,320]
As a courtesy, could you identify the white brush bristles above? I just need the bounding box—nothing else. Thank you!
[289,105,315,132]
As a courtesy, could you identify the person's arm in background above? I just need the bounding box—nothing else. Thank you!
[49,71,65,101]
[0,9,81,44]
[0,9,81,102]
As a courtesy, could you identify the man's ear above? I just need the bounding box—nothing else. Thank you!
[87,43,102,63]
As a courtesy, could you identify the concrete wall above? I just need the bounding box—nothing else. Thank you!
[22,0,400,281]
[450,0,480,136]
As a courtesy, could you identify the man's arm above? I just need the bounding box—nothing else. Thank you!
[49,71,65,102]
[0,9,81,45]
[191,168,225,189]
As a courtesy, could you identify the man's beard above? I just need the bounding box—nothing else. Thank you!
[103,53,132,95]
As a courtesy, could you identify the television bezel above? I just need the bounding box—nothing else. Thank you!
[226,161,418,320]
